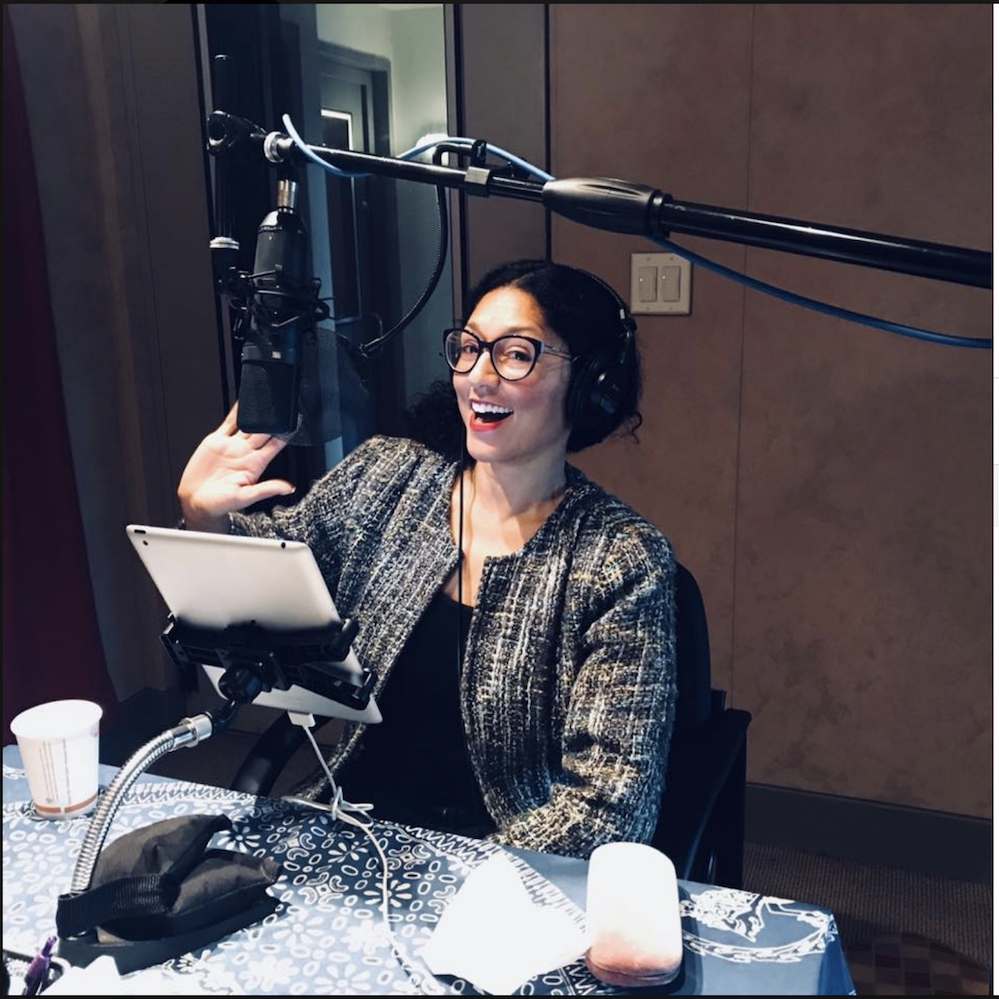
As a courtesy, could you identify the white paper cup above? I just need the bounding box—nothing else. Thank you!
[10,699,103,819]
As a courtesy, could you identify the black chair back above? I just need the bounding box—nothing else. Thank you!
[672,562,713,733]
[651,561,752,887]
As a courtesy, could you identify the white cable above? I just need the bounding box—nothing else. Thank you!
[395,134,554,181]
[281,113,554,182]
[281,114,365,178]
[290,717,445,995]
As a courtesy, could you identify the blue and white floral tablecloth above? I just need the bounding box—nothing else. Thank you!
[2,745,855,995]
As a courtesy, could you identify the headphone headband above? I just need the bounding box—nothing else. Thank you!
[565,271,637,448]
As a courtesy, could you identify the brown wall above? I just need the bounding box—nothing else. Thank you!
[541,4,991,818]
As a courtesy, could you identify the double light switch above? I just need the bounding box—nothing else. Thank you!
[630,252,692,315]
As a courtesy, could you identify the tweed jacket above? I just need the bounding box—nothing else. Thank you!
[230,435,677,859]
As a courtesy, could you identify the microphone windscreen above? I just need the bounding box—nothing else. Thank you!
[237,359,301,435]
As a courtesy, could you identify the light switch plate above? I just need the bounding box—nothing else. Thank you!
[630,252,691,315]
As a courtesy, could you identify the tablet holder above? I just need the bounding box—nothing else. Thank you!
[56,614,374,975]
[160,615,375,712]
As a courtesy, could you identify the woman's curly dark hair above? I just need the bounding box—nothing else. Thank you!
[402,377,466,463]
[403,259,643,460]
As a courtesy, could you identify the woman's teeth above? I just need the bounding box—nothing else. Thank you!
[471,402,513,423]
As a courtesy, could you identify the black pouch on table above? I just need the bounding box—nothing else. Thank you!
[55,813,282,943]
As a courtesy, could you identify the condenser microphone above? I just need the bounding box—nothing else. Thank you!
[237,175,315,435]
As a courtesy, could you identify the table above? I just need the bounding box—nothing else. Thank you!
[2,745,856,995]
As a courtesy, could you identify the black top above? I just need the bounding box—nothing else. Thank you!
[336,591,494,836]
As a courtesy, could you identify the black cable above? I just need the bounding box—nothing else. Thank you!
[457,439,466,658]
[357,183,451,359]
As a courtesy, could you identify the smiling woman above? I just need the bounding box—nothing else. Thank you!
[176,258,675,860]
[448,284,576,494]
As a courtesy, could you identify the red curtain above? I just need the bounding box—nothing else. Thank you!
[3,8,118,739]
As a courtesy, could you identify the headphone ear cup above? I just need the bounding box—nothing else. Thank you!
[564,271,637,443]
[566,349,630,436]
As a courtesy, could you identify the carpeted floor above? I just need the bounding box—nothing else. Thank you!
[742,842,992,995]
[843,932,991,995]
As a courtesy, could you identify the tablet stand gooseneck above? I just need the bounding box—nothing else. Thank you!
[55,617,375,974]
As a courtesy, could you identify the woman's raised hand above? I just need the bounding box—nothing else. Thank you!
[177,405,296,532]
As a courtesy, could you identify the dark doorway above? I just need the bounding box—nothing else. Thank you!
[316,43,405,450]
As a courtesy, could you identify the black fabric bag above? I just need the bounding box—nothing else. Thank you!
[56,813,281,942]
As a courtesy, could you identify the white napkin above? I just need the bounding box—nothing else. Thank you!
[420,853,588,994]
[44,955,244,995]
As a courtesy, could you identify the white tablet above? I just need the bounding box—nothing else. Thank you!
[126,524,380,723]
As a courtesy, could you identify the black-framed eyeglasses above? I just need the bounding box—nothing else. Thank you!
[442,328,575,382]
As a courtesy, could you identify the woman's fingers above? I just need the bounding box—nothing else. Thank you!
[232,478,296,510]
[256,435,290,461]
[234,435,289,488]
[219,403,240,435]
[241,431,280,450]
[216,418,289,459]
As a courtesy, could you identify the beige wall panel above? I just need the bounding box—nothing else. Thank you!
[549,2,756,699]
[546,3,991,816]
[738,4,991,814]
[456,4,549,280]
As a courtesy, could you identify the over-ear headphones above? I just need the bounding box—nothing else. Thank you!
[564,273,637,446]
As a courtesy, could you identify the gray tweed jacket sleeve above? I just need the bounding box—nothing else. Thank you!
[230,435,677,859]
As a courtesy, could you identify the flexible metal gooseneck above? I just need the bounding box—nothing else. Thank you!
[67,701,238,894]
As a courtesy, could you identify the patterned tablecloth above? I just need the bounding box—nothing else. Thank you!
[2,746,855,995]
